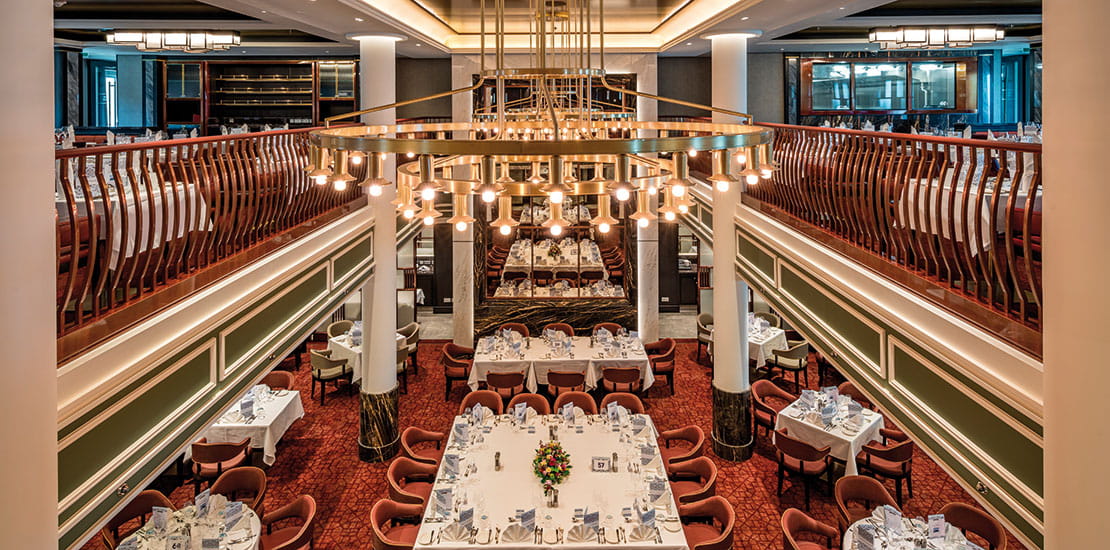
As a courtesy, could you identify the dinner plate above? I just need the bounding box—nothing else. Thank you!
[417,529,435,545]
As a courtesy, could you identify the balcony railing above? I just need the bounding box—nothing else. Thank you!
[740,124,1042,354]
[55,128,366,356]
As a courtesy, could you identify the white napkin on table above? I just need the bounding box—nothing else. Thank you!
[501,524,532,543]
[567,524,597,543]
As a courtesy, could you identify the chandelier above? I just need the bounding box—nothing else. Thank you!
[106,30,241,53]
[868,25,1005,50]
[308,0,775,236]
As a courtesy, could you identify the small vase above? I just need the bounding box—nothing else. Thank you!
[545,487,559,508]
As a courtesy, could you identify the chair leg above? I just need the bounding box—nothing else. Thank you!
[777,465,784,496]
[907,473,914,498]
[793,370,801,392]
[895,478,904,508]
[310,378,316,398]
[445,379,452,401]
[320,380,326,406]
[803,478,811,511]
[804,368,810,388]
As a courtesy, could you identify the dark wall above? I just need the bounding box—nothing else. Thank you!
[658,57,711,118]
[396,58,452,119]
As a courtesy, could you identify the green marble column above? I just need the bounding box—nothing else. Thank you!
[712,385,753,461]
[358,386,400,462]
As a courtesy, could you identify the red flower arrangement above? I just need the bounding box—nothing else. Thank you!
[532,441,572,495]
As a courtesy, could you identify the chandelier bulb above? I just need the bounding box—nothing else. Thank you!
[688,149,698,158]
[550,190,564,204]
[647,185,657,196]
[350,152,364,165]
[406,152,415,159]
[615,188,631,202]
[678,204,689,214]
[761,168,773,179]
[423,216,434,226]
[420,187,436,201]
[672,184,686,198]
[736,153,747,165]
[313,175,328,186]
[333,179,348,192]
[368,183,383,197]
[599,222,611,234]
[715,180,730,192]
[403,208,416,219]
[499,225,512,236]
[550,224,563,236]
[637,218,650,229]
[455,221,468,232]
[664,211,676,222]
[745,173,760,185]
[481,190,497,203]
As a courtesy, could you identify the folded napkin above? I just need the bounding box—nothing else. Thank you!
[440,522,471,542]
[567,524,597,543]
[628,525,657,542]
[501,524,532,543]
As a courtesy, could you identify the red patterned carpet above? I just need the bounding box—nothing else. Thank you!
[93,339,1027,549]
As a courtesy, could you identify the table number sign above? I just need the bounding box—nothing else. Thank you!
[151,506,170,534]
[591,456,611,472]
[513,402,528,423]
[435,488,454,517]
[856,523,876,550]
[195,488,211,518]
[166,535,190,550]
[882,504,903,533]
[223,501,244,531]
[561,403,575,423]
[928,514,947,539]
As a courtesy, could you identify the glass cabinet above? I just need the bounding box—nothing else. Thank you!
[802,57,976,115]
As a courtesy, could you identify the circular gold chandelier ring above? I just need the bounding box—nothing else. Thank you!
[479,68,604,78]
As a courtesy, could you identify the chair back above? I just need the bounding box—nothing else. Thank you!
[602,366,641,386]
[397,322,420,344]
[774,429,830,463]
[371,498,424,550]
[100,490,174,548]
[646,338,676,363]
[837,381,873,409]
[442,343,474,375]
[459,390,504,415]
[485,371,525,397]
[834,475,899,528]
[387,457,436,505]
[679,496,734,550]
[780,507,836,550]
[553,391,598,414]
[938,502,1007,549]
[546,370,586,395]
[396,343,410,371]
[508,393,552,415]
[210,466,267,516]
[754,311,782,328]
[260,371,295,391]
[660,425,705,463]
[498,322,530,337]
[696,313,714,336]
[191,438,250,472]
[266,495,316,550]
[593,322,622,336]
[309,349,348,372]
[599,392,645,414]
[673,456,717,502]
[327,320,354,338]
[542,322,575,337]
[400,427,443,465]
[773,341,810,361]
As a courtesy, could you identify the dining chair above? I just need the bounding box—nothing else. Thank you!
[508,393,552,415]
[600,366,643,394]
[774,428,833,511]
[752,379,797,439]
[592,322,622,336]
[659,425,706,465]
[371,498,423,550]
[400,426,445,466]
[326,319,354,338]
[386,457,437,507]
[497,322,530,337]
[542,322,575,337]
[765,341,811,391]
[834,475,900,533]
[696,313,713,363]
[532,269,554,286]
[580,270,605,283]
[837,381,874,410]
[210,466,268,518]
[397,322,421,376]
[780,507,838,550]
[668,457,718,504]
[259,494,316,550]
[753,311,782,328]
[442,343,474,401]
[677,496,734,550]
[261,370,295,391]
[99,490,175,549]
[502,271,529,284]
[309,349,352,406]
[553,273,579,287]
[396,341,410,395]
[545,370,586,399]
[645,338,676,395]
[938,502,1008,550]
[458,389,504,415]
[599,392,645,414]
[553,391,598,415]
[857,438,915,507]
[881,427,909,444]
[190,437,251,495]
[485,370,526,400]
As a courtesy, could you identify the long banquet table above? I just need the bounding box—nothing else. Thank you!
[414,412,688,550]
[470,336,653,393]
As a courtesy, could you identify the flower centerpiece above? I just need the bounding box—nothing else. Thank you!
[547,242,562,260]
[532,441,572,495]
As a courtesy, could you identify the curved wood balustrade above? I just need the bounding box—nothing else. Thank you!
[739,124,1042,350]
[54,128,365,346]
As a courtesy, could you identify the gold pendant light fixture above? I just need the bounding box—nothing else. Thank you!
[309,0,776,236]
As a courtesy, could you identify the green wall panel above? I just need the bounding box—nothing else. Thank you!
[223,268,328,366]
[738,234,775,281]
[333,232,372,284]
[779,266,882,366]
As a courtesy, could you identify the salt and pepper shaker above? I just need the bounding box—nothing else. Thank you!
[611,452,619,473]
[494,451,502,471]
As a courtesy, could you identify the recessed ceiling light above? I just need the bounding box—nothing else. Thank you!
[839,6,845,9]
[355,17,364,21]
[415,43,422,47]
[685,42,692,46]
[261,10,267,13]
[741,16,749,21]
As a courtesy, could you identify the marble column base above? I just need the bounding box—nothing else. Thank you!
[711,385,753,462]
[358,386,400,463]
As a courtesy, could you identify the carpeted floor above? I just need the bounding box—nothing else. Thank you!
[98,339,1026,549]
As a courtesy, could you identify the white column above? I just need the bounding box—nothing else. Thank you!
[0,0,56,545]
[637,188,660,343]
[710,182,747,392]
[709,32,756,124]
[453,192,475,347]
[1044,2,1110,547]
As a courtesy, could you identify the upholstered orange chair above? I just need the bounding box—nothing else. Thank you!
[678,496,734,550]
[834,475,900,533]
[459,389,504,415]
[485,370,526,400]
[668,457,717,504]
[191,437,251,495]
[780,507,838,550]
[939,502,1007,550]
[387,457,436,507]
[881,427,908,444]
[553,391,598,415]
[260,494,316,550]
[542,322,575,337]
[774,428,832,511]
[508,393,551,415]
[210,466,267,517]
[546,370,586,398]
[592,322,622,336]
[498,322,530,337]
[442,343,474,401]
[370,498,423,550]
[659,425,706,465]
[645,338,677,395]
[752,379,797,438]
[837,381,874,410]
[601,366,643,394]
[857,438,915,507]
[400,427,445,466]
[261,371,295,391]
[99,490,175,549]
[599,392,645,414]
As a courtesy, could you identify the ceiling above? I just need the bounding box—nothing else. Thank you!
[414,0,692,34]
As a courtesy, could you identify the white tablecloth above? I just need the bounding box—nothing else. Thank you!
[328,333,405,386]
[843,514,966,550]
[774,400,885,476]
[708,327,788,368]
[504,239,606,274]
[415,414,688,550]
[202,391,305,466]
[471,337,652,392]
[493,284,625,298]
[119,502,261,550]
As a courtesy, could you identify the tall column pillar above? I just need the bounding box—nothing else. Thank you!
[707,31,758,462]
[1044,2,1110,547]
[0,1,56,545]
[351,33,403,462]
[453,190,475,347]
[637,168,660,342]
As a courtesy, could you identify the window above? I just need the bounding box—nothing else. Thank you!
[810,63,851,111]
[801,57,977,115]
[911,62,957,110]
[853,63,907,110]
[85,59,118,127]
